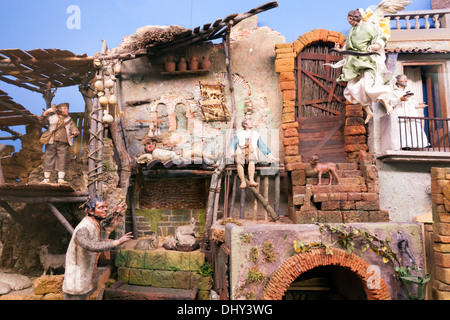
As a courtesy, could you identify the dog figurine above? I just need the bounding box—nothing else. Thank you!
[309,155,340,185]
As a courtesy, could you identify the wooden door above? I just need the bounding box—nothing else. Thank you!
[295,44,347,162]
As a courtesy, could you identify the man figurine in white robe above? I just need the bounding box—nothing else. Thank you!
[387,74,429,149]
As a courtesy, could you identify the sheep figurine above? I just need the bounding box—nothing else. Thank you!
[38,245,66,276]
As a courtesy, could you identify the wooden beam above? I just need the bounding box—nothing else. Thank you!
[245,178,279,222]
[0,99,47,129]
[47,202,74,235]
[307,117,345,158]
[0,200,27,226]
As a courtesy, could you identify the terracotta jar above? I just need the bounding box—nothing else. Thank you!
[189,56,199,71]
[200,56,211,70]
[177,57,187,71]
[164,56,176,72]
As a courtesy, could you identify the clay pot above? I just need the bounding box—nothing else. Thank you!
[188,57,199,71]
[163,56,176,72]
[177,57,187,72]
[200,56,211,70]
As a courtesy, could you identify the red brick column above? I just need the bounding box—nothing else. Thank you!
[431,167,450,299]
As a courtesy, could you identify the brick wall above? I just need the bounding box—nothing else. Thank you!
[140,178,207,210]
[135,178,208,237]
[431,167,450,299]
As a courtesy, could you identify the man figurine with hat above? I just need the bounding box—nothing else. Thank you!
[39,103,79,184]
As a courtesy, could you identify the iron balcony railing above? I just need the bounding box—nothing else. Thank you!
[398,116,450,152]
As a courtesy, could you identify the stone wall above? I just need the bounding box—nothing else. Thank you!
[115,248,212,300]
[431,167,450,299]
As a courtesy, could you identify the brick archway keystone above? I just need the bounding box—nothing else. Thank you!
[262,248,391,300]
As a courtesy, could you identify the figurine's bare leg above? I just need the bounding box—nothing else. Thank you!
[363,105,373,124]
[237,164,247,189]
[248,162,259,187]
[380,99,393,115]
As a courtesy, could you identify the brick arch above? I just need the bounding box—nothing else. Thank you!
[275,29,347,168]
[293,29,346,55]
[262,248,391,300]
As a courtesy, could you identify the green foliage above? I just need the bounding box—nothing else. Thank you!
[199,262,213,278]
[395,266,431,300]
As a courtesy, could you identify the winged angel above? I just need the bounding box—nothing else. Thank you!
[331,0,412,123]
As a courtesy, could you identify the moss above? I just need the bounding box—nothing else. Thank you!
[262,240,276,263]
[246,267,264,284]
[197,209,206,234]
[249,246,259,263]
[135,209,163,233]
[240,232,254,244]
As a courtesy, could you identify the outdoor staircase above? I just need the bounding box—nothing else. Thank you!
[288,153,390,224]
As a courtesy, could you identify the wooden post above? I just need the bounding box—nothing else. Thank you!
[253,175,260,220]
[0,144,6,185]
[228,172,237,218]
[274,171,280,216]
[244,178,279,222]
[264,175,269,222]
[88,96,99,199]
[128,185,138,239]
[202,22,238,250]
[47,202,74,235]
[0,201,27,226]
[240,188,246,220]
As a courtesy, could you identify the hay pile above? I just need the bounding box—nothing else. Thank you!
[116,25,191,53]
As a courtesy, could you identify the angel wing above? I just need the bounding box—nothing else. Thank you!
[367,0,412,24]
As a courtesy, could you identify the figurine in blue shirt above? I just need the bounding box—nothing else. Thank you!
[230,118,276,189]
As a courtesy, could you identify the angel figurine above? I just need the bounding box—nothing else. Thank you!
[331,0,412,124]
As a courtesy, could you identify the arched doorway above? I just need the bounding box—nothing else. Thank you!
[262,248,391,300]
[284,265,367,300]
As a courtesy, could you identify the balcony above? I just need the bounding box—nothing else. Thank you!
[385,9,450,51]
[378,115,450,163]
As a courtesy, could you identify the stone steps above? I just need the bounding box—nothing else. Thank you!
[288,158,388,224]
[104,282,198,300]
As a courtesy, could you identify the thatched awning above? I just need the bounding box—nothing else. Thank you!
[114,1,279,56]
[0,48,94,94]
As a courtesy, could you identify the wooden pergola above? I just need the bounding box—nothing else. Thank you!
[0,49,94,234]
